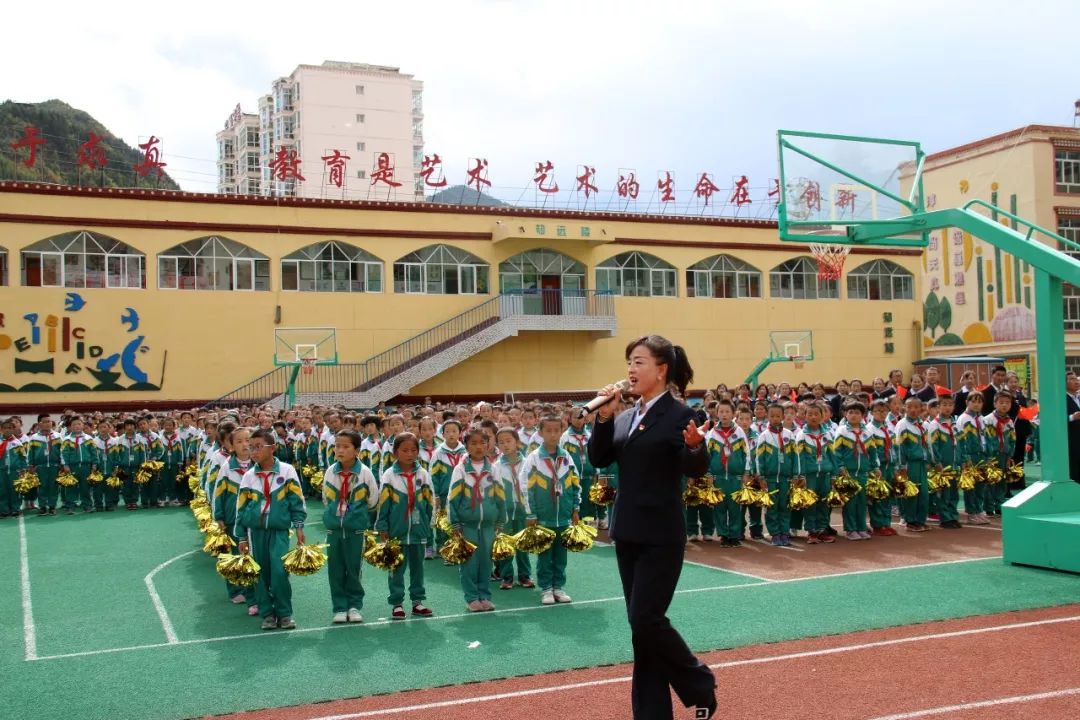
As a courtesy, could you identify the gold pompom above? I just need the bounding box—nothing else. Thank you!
[189,495,209,512]
[301,464,319,481]
[364,536,405,571]
[185,464,202,492]
[827,471,861,507]
[193,506,216,534]
[134,469,152,485]
[435,508,453,535]
[561,520,599,552]
[1005,460,1024,483]
[282,543,329,576]
[588,482,617,507]
[14,470,40,496]
[438,534,476,565]
[893,469,919,498]
[203,531,236,556]
[105,472,123,489]
[491,532,517,562]
[866,470,892,501]
[979,460,1005,485]
[928,467,958,492]
[958,465,979,491]
[730,481,759,506]
[788,486,819,511]
[512,524,558,554]
[57,471,79,488]
[683,476,725,507]
[88,470,104,486]
[216,552,261,587]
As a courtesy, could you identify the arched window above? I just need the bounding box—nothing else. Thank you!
[393,244,489,295]
[595,251,677,297]
[158,236,269,291]
[281,242,382,293]
[847,259,914,300]
[499,248,585,294]
[686,254,761,298]
[769,257,839,299]
[0,247,7,286]
[21,231,144,289]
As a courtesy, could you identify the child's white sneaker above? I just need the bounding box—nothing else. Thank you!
[541,590,556,605]
[332,612,348,624]
[347,608,363,623]
[598,518,609,530]
[553,589,572,603]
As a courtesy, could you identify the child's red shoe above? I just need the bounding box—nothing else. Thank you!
[412,603,433,617]
[391,606,406,620]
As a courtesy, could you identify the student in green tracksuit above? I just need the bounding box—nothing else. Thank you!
[28,415,64,516]
[0,417,28,518]
[521,415,580,606]
[236,429,307,631]
[793,404,837,544]
[868,400,897,536]
[983,391,1017,517]
[93,421,119,511]
[832,401,878,541]
[560,413,596,524]
[214,428,255,607]
[61,417,98,514]
[494,428,534,589]
[431,421,466,559]
[753,404,797,546]
[376,433,435,620]
[116,419,145,511]
[448,429,506,612]
[322,429,380,624]
[929,395,962,529]
[159,417,186,507]
[895,397,932,532]
[706,399,752,547]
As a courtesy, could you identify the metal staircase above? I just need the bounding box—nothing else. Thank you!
[207,290,616,410]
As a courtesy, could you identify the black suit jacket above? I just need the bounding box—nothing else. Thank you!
[1068,395,1080,483]
[588,392,709,545]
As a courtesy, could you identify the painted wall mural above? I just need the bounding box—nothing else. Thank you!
[922,197,1035,349]
[0,293,163,392]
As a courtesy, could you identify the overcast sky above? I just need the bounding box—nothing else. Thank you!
[5,0,1079,212]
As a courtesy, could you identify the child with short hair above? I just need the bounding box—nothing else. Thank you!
[707,399,752,547]
[561,412,596,524]
[0,417,28,518]
[236,429,307,631]
[214,427,256,610]
[521,415,579,604]
[737,406,764,540]
[896,396,932,532]
[28,415,63,516]
[832,401,877,540]
[376,432,435,620]
[322,429,380,624]
[983,391,1017,517]
[117,419,146,512]
[61,416,97,514]
[867,400,897,536]
[358,415,382,471]
[448,428,506,612]
[956,392,989,524]
[928,395,962,528]
[794,404,837,544]
[159,417,185,507]
[754,404,796,546]
[378,414,406,480]
[495,428,534,588]
[431,420,466,559]
[94,420,119,512]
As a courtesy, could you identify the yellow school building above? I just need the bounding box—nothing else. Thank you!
[0,181,923,409]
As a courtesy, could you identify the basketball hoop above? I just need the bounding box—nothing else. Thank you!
[301,358,316,376]
[792,355,806,370]
[809,243,851,281]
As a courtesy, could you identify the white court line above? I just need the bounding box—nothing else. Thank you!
[865,686,1080,719]
[19,515,37,661]
[681,558,772,582]
[962,525,1002,532]
[31,554,1004,661]
[144,550,199,644]
[303,614,1080,720]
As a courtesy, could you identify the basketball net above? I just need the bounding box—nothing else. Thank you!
[301,358,316,376]
[809,243,851,281]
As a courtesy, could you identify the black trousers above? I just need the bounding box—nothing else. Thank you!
[615,540,715,720]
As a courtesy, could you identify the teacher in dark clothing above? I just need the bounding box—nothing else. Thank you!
[588,335,717,720]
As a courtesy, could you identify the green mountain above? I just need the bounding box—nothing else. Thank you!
[427,183,510,207]
[1,99,181,190]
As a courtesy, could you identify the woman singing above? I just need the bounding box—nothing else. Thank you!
[587,334,717,720]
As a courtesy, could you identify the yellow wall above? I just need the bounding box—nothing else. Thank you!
[0,185,922,405]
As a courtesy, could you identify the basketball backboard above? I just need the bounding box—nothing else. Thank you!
[273,327,339,367]
[777,130,928,248]
[769,330,814,362]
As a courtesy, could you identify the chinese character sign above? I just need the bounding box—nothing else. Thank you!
[834,188,858,217]
[729,175,751,207]
[133,136,167,178]
[466,158,491,192]
[768,178,780,204]
[420,154,448,188]
[657,171,675,203]
[10,126,45,168]
[575,165,597,198]
[617,170,640,200]
[371,152,402,187]
[269,146,304,182]
[533,160,559,193]
[320,150,351,189]
[694,173,720,206]
[786,178,822,220]
[77,132,108,171]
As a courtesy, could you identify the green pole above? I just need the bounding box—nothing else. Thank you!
[286,365,301,409]
[1033,269,1068,483]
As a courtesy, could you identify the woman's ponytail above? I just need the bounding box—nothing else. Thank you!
[670,345,694,399]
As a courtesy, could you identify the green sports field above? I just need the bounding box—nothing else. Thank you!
[4,499,1079,720]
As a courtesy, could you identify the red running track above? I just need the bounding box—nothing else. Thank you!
[212,604,1080,720]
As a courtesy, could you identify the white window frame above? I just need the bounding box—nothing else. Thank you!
[157,236,269,292]
[1056,149,1080,194]
[22,231,143,289]
[846,259,914,301]
[769,257,839,300]
[595,252,677,297]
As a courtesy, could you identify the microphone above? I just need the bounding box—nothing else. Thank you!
[578,379,631,419]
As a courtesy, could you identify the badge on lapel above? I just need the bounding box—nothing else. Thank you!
[637,423,646,433]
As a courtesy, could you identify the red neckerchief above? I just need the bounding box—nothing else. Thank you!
[851,427,867,456]
[807,429,825,461]
[993,414,1007,453]
[401,469,416,517]
[509,459,522,503]
[446,448,464,469]
[543,456,562,501]
[571,432,586,449]
[337,470,352,516]
[467,467,486,509]
[717,426,736,470]
[907,418,927,448]
[940,420,955,445]
[256,470,274,516]
[769,426,785,453]
[0,438,7,460]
